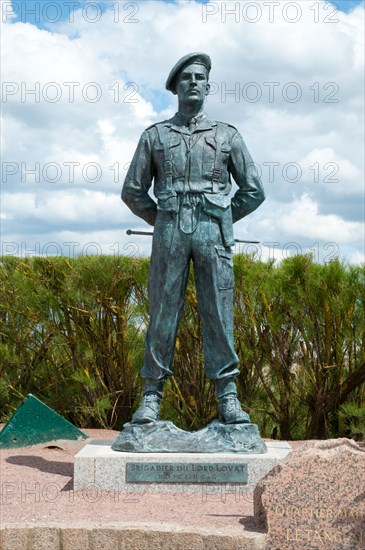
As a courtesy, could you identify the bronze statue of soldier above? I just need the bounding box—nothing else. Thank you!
[122,52,265,426]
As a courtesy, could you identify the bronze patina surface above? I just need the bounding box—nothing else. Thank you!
[114,53,265,452]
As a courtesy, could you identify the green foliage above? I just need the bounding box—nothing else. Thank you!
[0,254,364,439]
[339,402,365,440]
[233,254,365,439]
[0,255,145,429]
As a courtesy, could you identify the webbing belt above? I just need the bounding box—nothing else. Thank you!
[156,124,173,193]
[212,122,226,193]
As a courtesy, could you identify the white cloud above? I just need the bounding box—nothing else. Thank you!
[276,194,362,242]
[1,0,364,263]
[3,189,122,226]
[299,148,363,195]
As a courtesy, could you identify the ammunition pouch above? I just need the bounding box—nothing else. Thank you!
[203,194,235,247]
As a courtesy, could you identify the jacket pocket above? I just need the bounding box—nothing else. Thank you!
[205,136,217,150]
[157,194,178,212]
[221,142,231,154]
[204,194,231,209]
[168,136,183,178]
[169,136,181,149]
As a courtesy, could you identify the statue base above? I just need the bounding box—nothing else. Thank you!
[74,439,292,493]
[111,420,267,454]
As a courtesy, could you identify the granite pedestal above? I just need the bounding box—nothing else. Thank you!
[74,441,292,494]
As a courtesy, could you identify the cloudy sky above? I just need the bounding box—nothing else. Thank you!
[1,0,364,263]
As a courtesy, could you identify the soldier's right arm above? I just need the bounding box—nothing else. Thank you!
[121,129,157,226]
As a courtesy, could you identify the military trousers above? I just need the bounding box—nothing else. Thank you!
[141,206,240,384]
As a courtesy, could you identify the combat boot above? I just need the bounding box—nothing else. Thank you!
[132,393,161,423]
[214,377,251,424]
[131,378,164,424]
[218,394,251,424]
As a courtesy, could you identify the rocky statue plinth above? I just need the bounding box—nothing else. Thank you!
[112,420,267,454]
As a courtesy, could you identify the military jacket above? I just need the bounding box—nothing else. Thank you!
[122,112,265,227]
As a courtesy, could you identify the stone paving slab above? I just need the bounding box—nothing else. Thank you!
[0,426,314,550]
[0,522,266,550]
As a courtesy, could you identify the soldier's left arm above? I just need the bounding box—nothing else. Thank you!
[228,130,265,223]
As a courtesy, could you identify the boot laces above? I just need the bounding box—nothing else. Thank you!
[142,394,160,409]
[221,395,240,408]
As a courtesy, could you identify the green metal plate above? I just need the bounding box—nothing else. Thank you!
[0,394,88,449]
[126,462,248,483]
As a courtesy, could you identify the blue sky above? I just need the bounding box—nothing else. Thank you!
[6,0,365,28]
[332,0,364,10]
[2,0,364,262]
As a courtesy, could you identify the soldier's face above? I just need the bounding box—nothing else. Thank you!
[174,63,210,104]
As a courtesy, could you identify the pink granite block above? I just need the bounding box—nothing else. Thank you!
[254,438,365,550]
[31,527,61,550]
[0,527,29,550]
[61,528,91,550]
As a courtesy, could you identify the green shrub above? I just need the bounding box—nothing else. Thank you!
[0,254,364,439]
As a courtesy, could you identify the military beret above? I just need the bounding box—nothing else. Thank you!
[166,52,211,93]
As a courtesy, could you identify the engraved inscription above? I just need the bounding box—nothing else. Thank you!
[125,462,248,483]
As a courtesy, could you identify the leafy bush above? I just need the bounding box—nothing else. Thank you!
[0,254,364,440]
